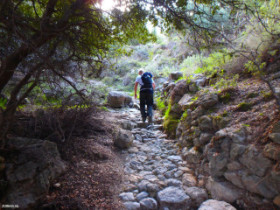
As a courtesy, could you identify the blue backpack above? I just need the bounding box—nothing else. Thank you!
[141,72,153,91]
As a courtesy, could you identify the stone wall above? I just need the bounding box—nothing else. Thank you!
[160,74,280,208]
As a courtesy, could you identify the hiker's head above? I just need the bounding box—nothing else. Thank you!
[138,69,144,75]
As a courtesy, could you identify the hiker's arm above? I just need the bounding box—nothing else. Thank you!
[134,82,138,99]
[152,82,156,90]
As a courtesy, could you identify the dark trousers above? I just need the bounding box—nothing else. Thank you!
[140,91,153,118]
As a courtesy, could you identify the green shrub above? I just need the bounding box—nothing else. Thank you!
[180,110,188,121]
[163,117,179,138]
[195,51,231,75]
[163,102,180,138]
[156,97,166,113]
[164,103,172,119]
[0,98,7,109]
[214,74,239,90]
[180,54,202,75]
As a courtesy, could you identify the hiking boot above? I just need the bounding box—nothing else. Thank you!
[142,116,146,123]
[148,116,153,124]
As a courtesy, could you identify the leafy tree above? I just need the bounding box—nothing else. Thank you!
[0,0,153,146]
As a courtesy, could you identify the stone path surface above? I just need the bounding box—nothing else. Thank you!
[112,107,237,210]
[113,108,208,210]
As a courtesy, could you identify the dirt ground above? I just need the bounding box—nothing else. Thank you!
[40,111,125,209]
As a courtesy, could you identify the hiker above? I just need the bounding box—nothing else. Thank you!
[134,69,156,124]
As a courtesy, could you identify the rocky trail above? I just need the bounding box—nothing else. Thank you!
[113,107,237,210]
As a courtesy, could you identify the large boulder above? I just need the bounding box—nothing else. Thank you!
[196,93,219,109]
[178,94,193,111]
[157,186,192,210]
[193,74,208,87]
[4,137,67,209]
[198,116,213,132]
[239,145,272,177]
[206,178,243,203]
[107,91,133,108]
[113,128,134,149]
[170,80,189,105]
[182,147,202,164]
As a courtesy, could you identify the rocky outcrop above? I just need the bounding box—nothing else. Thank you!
[3,137,66,209]
[107,91,133,108]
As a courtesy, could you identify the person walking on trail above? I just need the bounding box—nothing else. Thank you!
[134,69,156,124]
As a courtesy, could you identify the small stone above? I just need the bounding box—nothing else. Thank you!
[130,161,144,171]
[144,174,158,182]
[182,173,197,187]
[157,186,191,210]
[138,156,147,163]
[263,143,280,161]
[53,183,61,188]
[167,155,182,162]
[138,180,150,191]
[113,128,134,149]
[136,191,149,201]
[128,147,139,153]
[153,167,168,175]
[198,199,236,210]
[227,161,242,171]
[119,192,135,201]
[157,175,166,181]
[135,134,143,141]
[166,179,182,187]
[123,201,140,210]
[164,170,175,179]
[143,138,154,143]
[182,147,202,164]
[146,183,160,197]
[174,170,183,178]
[230,144,246,160]
[139,197,158,210]
[123,184,138,192]
[185,187,208,207]
[178,167,192,173]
